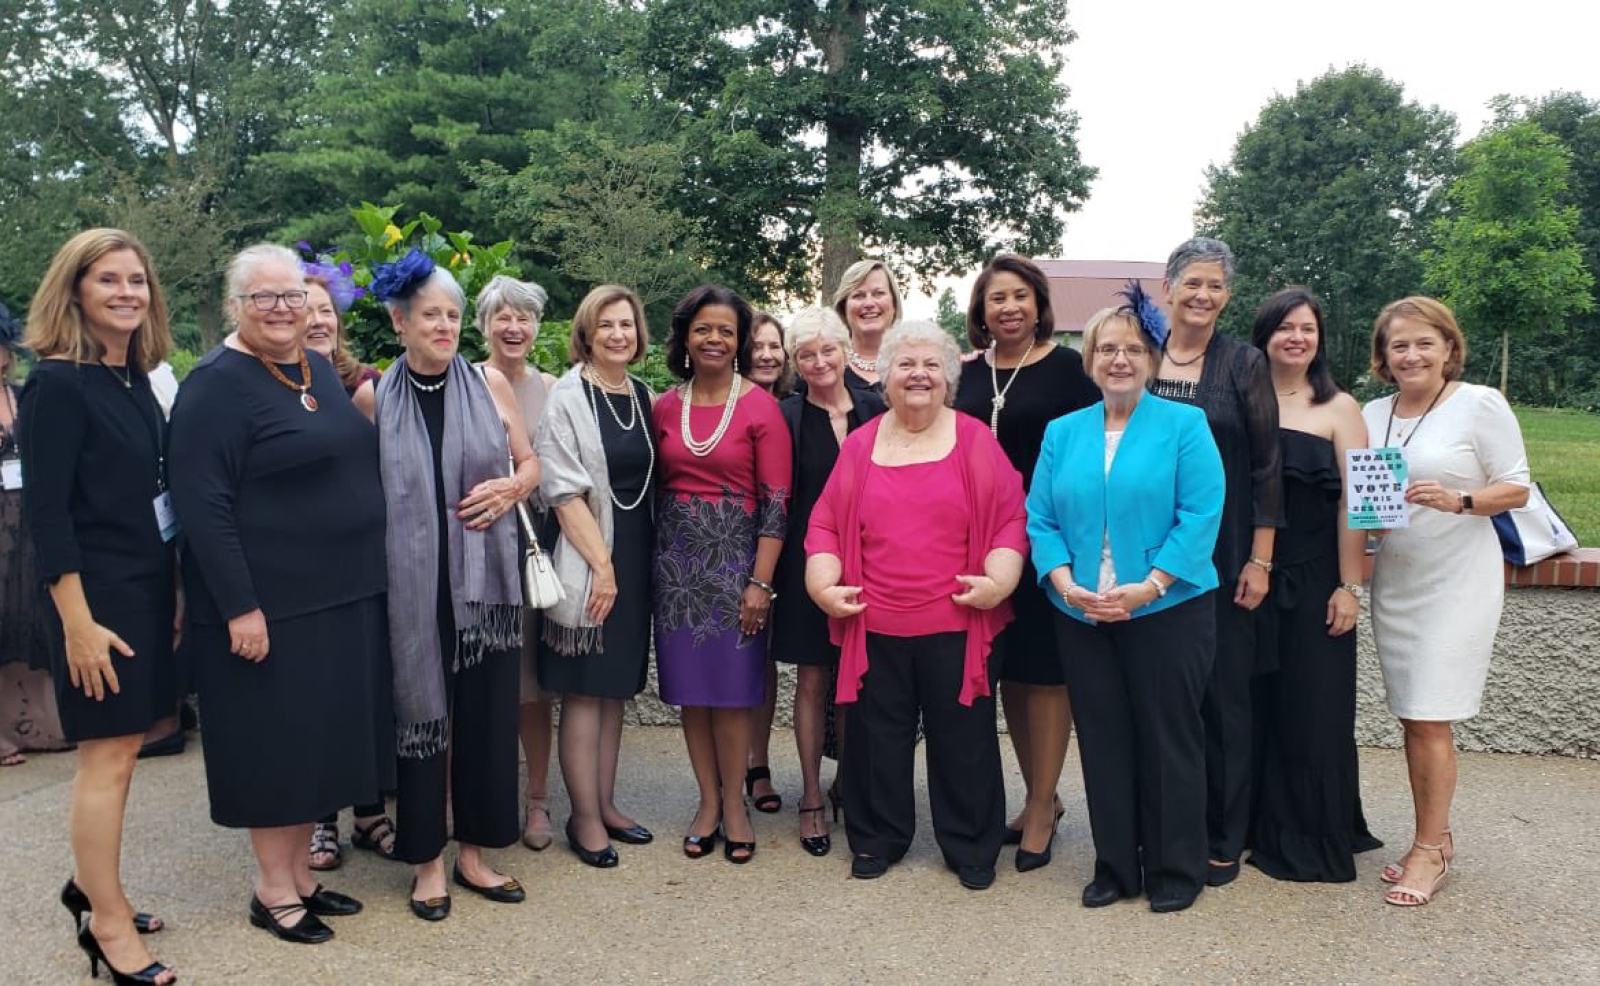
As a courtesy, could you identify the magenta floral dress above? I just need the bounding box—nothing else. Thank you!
[651,385,790,707]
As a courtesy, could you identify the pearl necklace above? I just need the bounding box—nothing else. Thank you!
[678,375,741,458]
[845,346,877,374]
[407,368,448,392]
[585,366,638,431]
[986,336,1037,437]
[585,368,654,511]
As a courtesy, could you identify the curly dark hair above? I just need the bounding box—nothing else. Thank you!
[665,284,754,381]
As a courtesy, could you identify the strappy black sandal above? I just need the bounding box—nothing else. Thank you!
[744,766,782,813]
[308,821,342,871]
[351,815,397,860]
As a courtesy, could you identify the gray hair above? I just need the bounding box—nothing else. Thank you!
[878,319,962,405]
[1165,236,1236,286]
[225,243,303,301]
[474,274,548,332]
[386,267,466,319]
[783,306,850,355]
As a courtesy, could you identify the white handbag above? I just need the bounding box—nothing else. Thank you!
[516,502,566,609]
[1493,481,1579,566]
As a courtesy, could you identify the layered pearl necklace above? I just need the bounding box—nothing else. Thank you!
[585,366,653,511]
[986,336,1037,437]
[678,374,742,457]
[845,346,877,374]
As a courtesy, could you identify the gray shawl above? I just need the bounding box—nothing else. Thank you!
[377,353,523,759]
[534,365,653,656]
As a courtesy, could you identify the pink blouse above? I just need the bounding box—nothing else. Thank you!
[653,384,791,532]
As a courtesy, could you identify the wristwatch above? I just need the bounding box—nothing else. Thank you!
[1457,492,1474,514]
[1247,556,1274,574]
[1339,582,1363,600]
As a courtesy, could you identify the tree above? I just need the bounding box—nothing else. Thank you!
[935,287,968,350]
[1424,121,1593,399]
[640,0,1094,302]
[1197,66,1457,387]
[471,121,706,317]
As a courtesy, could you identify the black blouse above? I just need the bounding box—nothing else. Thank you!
[954,345,1099,491]
[1151,332,1284,580]
[167,346,386,625]
[18,361,172,585]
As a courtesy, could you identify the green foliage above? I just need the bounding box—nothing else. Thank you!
[310,203,520,363]
[640,0,1094,299]
[1197,66,1458,388]
[167,349,200,382]
[1424,121,1594,400]
[1515,406,1600,545]
[935,287,969,351]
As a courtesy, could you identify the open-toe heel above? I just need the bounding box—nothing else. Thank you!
[797,805,831,857]
[1384,841,1450,907]
[1382,827,1451,884]
[745,766,782,814]
[62,879,163,935]
[76,923,175,983]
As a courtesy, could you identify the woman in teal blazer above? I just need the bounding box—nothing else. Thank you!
[1026,297,1223,913]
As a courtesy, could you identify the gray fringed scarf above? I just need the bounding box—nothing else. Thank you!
[377,353,523,759]
[533,365,653,656]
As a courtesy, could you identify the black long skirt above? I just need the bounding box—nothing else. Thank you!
[193,594,395,828]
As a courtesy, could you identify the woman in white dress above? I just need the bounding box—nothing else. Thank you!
[1361,296,1529,907]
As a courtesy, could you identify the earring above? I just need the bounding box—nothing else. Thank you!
[684,351,691,371]
[734,354,741,373]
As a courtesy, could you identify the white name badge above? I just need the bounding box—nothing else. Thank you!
[0,459,20,491]
[153,491,181,542]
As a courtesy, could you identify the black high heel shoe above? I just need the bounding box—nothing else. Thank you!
[683,822,720,859]
[744,766,782,813]
[1015,828,1056,873]
[797,805,831,857]
[1003,803,1066,846]
[564,818,619,869]
[76,923,175,984]
[62,879,163,934]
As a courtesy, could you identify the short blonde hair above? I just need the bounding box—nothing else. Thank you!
[569,285,648,365]
[25,228,172,371]
[831,259,903,334]
[1081,307,1158,388]
[783,306,850,355]
[1371,296,1467,384]
[878,320,962,406]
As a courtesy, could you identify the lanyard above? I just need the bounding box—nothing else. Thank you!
[1382,381,1448,448]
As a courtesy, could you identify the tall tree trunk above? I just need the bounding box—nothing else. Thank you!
[817,1,867,302]
[197,275,224,350]
[1500,328,1509,394]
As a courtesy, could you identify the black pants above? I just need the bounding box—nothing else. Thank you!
[394,646,522,864]
[319,802,387,825]
[1057,595,1214,901]
[842,632,1005,871]
[1203,582,1258,862]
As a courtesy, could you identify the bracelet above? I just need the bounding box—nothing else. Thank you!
[1145,576,1168,598]
[1338,582,1363,600]
[1247,556,1274,573]
[747,576,777,600]
[1059,585,1080,608]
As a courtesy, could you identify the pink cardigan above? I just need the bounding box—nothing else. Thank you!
[806,413,1027,707]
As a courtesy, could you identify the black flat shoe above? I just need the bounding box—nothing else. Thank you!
[248,895,333,944]
[1016,829,1056,873]
[566,818,620,869]
[300,885,362,917]
[135,731,185,760]
[408,879,450,922]
[1206,859,1240,887]
[851,855,889,880]
[744,766,782,813]
[61,878,163,934]
[1150,887,1201,913]
[75,923,176,984]
[957,865,996,891]
[1081,877,1125,908]
[604,822,653,845]
[797,805,831,857]
[451,864,526,902]
[683,826,719,859]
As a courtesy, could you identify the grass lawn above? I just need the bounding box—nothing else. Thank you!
[1515,406,1600,546]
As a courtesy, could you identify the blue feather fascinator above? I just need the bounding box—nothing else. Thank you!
[1116,280,1168,349]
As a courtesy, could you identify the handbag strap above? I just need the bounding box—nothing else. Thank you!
[515,501,542,550]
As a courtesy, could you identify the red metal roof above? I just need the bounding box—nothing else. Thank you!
[1035,259,1166,336]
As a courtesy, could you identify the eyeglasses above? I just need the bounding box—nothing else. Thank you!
[1093,344,1150,359]
[238,291,309,311]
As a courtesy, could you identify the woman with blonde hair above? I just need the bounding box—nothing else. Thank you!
[830,260,903,391]
[20,228,177,983]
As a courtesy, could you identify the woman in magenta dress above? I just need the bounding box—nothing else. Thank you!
[653,285,791,864]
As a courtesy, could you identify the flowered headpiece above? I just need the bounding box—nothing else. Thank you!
[300,260,364,312]
[371,249,436,304]
[1116,280,1168,349]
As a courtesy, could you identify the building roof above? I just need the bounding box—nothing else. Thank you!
[1036,260,1166,336]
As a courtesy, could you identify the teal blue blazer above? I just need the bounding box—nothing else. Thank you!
[1027,393,1224,622]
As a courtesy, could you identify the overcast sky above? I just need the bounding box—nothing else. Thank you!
[903,0,1600,317]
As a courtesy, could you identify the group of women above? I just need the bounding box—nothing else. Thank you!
[16,225,1529,981]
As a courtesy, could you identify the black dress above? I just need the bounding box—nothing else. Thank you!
[168,346,393,828]
[538,379,653,699]
[19,361,176,741]
[953,346,1098,685]
[771,388,885,666]
[1248,430,1381,881]
[0,384,51,671]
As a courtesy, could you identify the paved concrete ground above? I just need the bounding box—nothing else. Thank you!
[2,728,1597,985]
